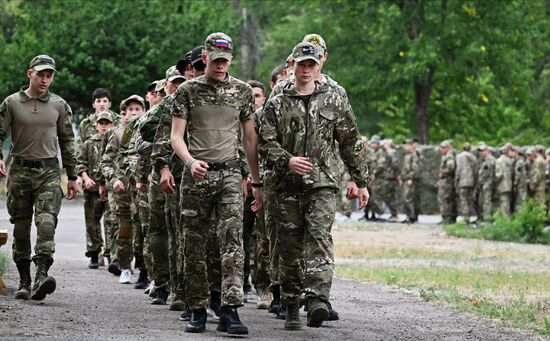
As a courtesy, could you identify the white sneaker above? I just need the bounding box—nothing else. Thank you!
[119,269,132,284]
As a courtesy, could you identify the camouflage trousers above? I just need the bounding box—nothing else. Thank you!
[438,179,457,222]
[148,175,170,291]
[264,173,280,290]
[7,163,62,264]
[477,185,494,221]
[180,167,244,309]
[457,187,474,221]
[166,184,184,298]
[83,190,105,257]
[513,186,527,213]
[115,187,133,269]
[498,192,512,216]
[403,181,420,220]
[253,204,271,291]
[242,193,255,293]
[371,178,398,216]
[106,188,118,260]
[207,210,221,294]
[277,188,336,305]
[131,185,151,272]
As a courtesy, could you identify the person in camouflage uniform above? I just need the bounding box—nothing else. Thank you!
[454,142,476,223]
[512,147,528,212]
[76,88,119,266]
[383,139,401,221]
[0,55,80,301]
[138,65,186,305]
[100,95,146,283]
[170,33,262,335]
[475,143,496,222]
[495,145,515,216]
[366,135,385,220]
[528,146,547,205]
[259,42,369,330]
[76,111,114,269]
[401,138,421,223]
[437,140,457,224]
[370,136,399,221]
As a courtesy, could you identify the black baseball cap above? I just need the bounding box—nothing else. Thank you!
[190,45,206,70]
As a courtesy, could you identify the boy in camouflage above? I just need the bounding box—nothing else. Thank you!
[76,111,114,269]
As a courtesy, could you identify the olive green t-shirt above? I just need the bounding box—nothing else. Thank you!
[172,74,255,163]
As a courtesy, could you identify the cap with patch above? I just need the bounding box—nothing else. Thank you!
[166,65,185,82]
[29,54,56,72]
[205,32,233,60]
[292,42,320,64]
[123,95,146,108]
[302,33,327,52]
[370,135,381,143]
[96,111,114,123]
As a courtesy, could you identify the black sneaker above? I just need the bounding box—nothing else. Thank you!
[107,260,121,276]
[88,256,99,269]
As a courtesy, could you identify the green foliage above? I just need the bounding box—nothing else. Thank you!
[0,251,8,275]
[444,200,550,244]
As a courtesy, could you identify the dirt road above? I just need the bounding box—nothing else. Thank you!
[0,201,541,340]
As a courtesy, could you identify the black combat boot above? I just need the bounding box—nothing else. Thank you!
[307,299,329,328]
[88,255,99,269]
[31,258,56,301]
[269,285,282,314]
[15,260,31,300]
[185,308,207,333]
[210,290,221,318]
[284,303,301,330]
[133,269,149,289]
[151,287,169,305]
[107,259,121,276]
[217,306,249,335]
[327,301,340,321]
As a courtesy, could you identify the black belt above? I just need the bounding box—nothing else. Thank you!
[207,159,241,171]
[12,157,59,169]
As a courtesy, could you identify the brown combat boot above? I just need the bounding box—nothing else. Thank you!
[31,258,56,301]
[15,260,31,300]
[284,303,301,330]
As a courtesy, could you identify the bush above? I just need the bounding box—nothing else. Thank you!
[444,199,550,245]
[0,252,8,275]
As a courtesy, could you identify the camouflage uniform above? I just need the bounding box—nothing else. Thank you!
[258,77,369,306]
[476,153,496,221]
[402,149,421,221]
[76,132,107,258]
[76,110,120,147]
[1,85,76,296]
[171,73,256,309]
[454,150,476,222]
[101,125,133,269]
[529,154,546,204]
[371,147,398,217]
[438,149,457,223]
[512,156,528,211]
[100,127,119,261]
[495,153,514,216]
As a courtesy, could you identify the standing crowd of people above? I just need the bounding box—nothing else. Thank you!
[1,32,370,334]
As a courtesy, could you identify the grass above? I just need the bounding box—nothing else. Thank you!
[0,251,8,275]
[335,264,550,335]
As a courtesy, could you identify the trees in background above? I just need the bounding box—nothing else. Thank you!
[0,0,547,146]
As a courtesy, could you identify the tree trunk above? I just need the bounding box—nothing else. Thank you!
[414,70,433,144]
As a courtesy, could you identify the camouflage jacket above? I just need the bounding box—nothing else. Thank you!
[116,115,146,184]
[455,151,476,188]
[76,133,104,192]
[372,148,397,181]
[495,154,514,193]
[513,157,528,189]
[100,125,125,187]
[140,99,166,143]
[477,155,495,190]
[402,150,421,181]
[76,109,119,148]
[529,155,546,192]
[259,80,369,192]
[151,95,184,178]
[0,86,76,176]
[438,150,456,182]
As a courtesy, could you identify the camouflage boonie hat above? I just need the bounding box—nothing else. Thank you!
[166,66,185,82]
[205,32,233,60]
[29,54,56,72]
[302,33,327,52]
[96,111,114,123]
[370,134,381,143]
[123,95,146,108]
[292,42,320,64]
